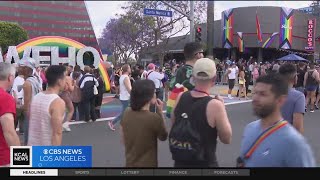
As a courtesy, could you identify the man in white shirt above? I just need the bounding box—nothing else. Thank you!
[146,63,164,112]
[227,63,237,99]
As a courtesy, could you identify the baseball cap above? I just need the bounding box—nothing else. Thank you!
[193,58,216,80]
[18,58,37,70]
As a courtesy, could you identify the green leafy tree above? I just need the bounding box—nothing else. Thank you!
[0,21,29,53]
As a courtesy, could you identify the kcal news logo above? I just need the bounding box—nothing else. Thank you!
[10,146,33,167]
[10,146,92,168]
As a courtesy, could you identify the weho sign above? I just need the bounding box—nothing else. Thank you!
[305,19,316,51]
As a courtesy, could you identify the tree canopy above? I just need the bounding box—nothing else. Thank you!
[100,1,207,65]
[0,21,29,53]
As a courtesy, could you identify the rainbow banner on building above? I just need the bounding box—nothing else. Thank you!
[279,7,294,49]
[237,32,244,53]
[14,36,110,91]
[256,11,263,43]
[262,32,279,48]
[222,9,234,49]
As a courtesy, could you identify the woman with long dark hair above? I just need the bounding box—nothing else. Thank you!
[120,80,168,167]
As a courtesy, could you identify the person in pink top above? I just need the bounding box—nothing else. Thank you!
[40,67,48,90]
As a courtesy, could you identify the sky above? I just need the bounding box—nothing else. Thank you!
[85,1,312,38]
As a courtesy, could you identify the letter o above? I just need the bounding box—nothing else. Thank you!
[76,47,101,70]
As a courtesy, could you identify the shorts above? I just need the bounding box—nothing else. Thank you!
[228,79,235,89]
[306,85,318,92]
[239,79,245,85]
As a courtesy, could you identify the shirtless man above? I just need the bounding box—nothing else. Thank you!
[60,64,75,132]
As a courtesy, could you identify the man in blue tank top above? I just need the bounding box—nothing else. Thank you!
[239,74,315,167]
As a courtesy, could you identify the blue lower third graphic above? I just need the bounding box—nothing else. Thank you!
[32,146,92,168]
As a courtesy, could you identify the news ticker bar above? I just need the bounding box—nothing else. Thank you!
[10,169,250,176]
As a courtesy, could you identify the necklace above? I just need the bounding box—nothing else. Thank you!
[192,89,210,96]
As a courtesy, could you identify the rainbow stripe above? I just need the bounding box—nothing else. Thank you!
[245,121,288,159]
[222,9,234,48]
[166,86,187,118]
[15,36,110,91]
[262,32,279,48]
[237,32,244,53]
[279,7,294,49]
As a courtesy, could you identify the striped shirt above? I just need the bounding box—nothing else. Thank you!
[27,92,60,146]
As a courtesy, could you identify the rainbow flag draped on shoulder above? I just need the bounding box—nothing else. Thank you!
[166,84,187,118]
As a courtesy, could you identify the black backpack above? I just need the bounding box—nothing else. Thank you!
[169,92,212,162]
[79,75,95,101]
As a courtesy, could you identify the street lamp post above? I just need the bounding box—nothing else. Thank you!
[190,1,195,42]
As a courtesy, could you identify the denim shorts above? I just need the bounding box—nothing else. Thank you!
[306,85,318,92]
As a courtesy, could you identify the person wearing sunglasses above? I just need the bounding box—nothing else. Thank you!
[167,42,204,118]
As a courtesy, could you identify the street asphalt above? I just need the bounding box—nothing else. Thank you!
[62,100,320,167]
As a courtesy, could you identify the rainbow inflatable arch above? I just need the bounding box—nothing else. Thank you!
[15,36,110,91]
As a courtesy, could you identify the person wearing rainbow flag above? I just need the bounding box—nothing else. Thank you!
[166,42,204,118]
[238,74,315,167]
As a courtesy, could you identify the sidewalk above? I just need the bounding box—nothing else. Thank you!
[210,84,253,97]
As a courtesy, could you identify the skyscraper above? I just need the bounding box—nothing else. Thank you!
[0,1,99,49]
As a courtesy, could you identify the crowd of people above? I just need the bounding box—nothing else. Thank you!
[102,42,317,167]
[0,59,105,153]
[0,41,319,167]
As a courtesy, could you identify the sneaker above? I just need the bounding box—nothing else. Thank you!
[63,122,71,132]
[228,96,233,100]
[108,121,115,131]
[310,109,315,113]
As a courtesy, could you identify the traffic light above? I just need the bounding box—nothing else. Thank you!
[195,26,202,42]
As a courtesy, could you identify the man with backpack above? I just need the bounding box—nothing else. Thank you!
[79,66,99,122]
[166,42,204,118]
[169,58,232,167]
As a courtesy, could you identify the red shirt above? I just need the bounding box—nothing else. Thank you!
[0,88,16,165]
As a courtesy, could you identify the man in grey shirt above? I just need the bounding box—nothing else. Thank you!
[239,74,315,167]
[279,63,305,134]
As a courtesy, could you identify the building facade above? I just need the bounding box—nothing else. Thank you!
[156,6,320,62]
[0,1,99,49]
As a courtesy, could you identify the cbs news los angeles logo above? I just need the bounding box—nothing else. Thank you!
[10,146,33,167]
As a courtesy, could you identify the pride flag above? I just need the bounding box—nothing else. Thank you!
[279,7,294,49]
[256,11,263,43]
[262,32,279,48]
[166,84,187,118]
[237,32,244,53]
